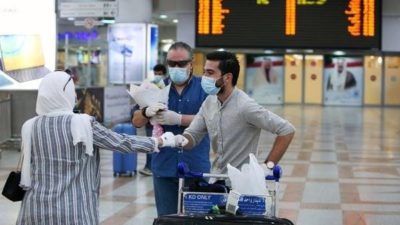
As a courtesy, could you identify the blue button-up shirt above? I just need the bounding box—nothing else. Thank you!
[152,76,210,177]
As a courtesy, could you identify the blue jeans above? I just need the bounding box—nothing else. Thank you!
[153,177,179,216]
[144,153,152,169]
[153,176,201,216]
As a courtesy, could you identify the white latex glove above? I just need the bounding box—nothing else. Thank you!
[154,110,182,125]
[145,103,167,117]
[159,132,188,148]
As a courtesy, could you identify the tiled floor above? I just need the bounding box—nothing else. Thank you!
[1,105,400,225]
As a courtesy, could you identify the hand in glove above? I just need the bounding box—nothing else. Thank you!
[144,103,167,118]
[154,110,182,125]
[159,132,188,148]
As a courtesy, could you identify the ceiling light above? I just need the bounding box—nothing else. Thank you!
[333,50,346,56]
[160,15,168,19]
[217,48,225,51]
[67,17,75,21]
[161,39,174,44]
[173,19,179,23]
[264,50,274,54]
[101,19,115,24]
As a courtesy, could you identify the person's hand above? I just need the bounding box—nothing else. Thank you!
[154,110,182,125]
[144,103,167,118]
[260,162,274,177]
[159,132,188,148]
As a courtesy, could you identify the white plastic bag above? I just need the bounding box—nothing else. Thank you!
[227,153,268,195]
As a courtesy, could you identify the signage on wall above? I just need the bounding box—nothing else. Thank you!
[74,18,104,30]
[195,0,381,49]
[59,1,118,18]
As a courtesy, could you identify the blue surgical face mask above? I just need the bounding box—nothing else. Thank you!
[152,75,164,84]
[168,67,189,85]
[201,76,221,95]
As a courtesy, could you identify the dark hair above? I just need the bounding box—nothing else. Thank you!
[206,51,240,86]
[168,41,193,59]
[153,64,167,74]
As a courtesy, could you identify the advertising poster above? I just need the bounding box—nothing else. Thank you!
[147,24,158,80]
[245,55,284,104]
[323,56,363,106]
[108,23,146,84]
[0,35,45,71]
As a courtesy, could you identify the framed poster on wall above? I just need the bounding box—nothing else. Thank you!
[108,23,146,84]
[323,56,363,106]
[246,55,284,104]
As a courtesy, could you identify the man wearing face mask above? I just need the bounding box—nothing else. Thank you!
[179,51,295,175]
[131,64,168,177]
[132,42,210,216]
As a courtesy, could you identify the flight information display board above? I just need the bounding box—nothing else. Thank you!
[195,0,381,49]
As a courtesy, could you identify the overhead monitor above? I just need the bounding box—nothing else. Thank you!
[195,0,381,49]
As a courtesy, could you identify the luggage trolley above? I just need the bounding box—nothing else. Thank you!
[176,162,283,217]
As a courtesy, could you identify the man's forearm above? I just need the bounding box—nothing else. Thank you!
[132,110,149,128]
[265,132,294,164]
[180,114,195,127]
[182,133,195,149]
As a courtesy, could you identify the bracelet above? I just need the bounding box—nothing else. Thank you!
[141,107,151,119]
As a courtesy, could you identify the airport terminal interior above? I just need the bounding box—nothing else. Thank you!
[1,0,400,225]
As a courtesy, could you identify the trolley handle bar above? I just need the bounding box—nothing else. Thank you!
[177,162,282,182]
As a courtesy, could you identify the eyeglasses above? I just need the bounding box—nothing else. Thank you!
[166,59,191,68]
[63,69,73,91]
[63,76,72,91]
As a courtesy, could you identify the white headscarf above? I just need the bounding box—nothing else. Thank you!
[20,71,94,190]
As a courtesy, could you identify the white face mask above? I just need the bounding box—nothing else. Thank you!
[201,76,221,95]
[168,67,189,85]
[152,75,164,83]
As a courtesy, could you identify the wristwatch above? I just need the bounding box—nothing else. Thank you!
[141,107,151,119]
[266,161,275,169]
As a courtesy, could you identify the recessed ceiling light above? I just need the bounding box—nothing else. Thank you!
[173,19,179,23]
[264,50,274,54]
[101,19,115,24]
[161,39,174,44]
[217,48,225,51]
[160,15,168,19]
[67,17,75,21]
[333,50,345,56]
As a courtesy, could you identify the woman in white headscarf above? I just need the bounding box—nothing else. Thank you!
[16,71,186,225]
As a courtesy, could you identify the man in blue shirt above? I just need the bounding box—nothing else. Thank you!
[131,64,168,177]
[132,42,210,216]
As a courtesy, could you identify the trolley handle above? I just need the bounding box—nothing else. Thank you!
[177,162,282,182]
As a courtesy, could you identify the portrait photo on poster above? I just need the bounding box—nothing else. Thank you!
[245,55,284,105]
[323,56,364,106]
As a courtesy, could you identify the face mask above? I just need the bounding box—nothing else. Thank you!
[152,75,164,84]
[169,67,189,85]
[201,76,221,95]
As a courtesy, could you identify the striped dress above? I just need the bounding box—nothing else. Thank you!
[16,115,155,225]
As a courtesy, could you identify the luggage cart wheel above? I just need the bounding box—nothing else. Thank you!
[113,172,119,177]
[128,172,133,177]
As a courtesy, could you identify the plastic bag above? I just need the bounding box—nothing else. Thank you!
[227,153,267,195]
